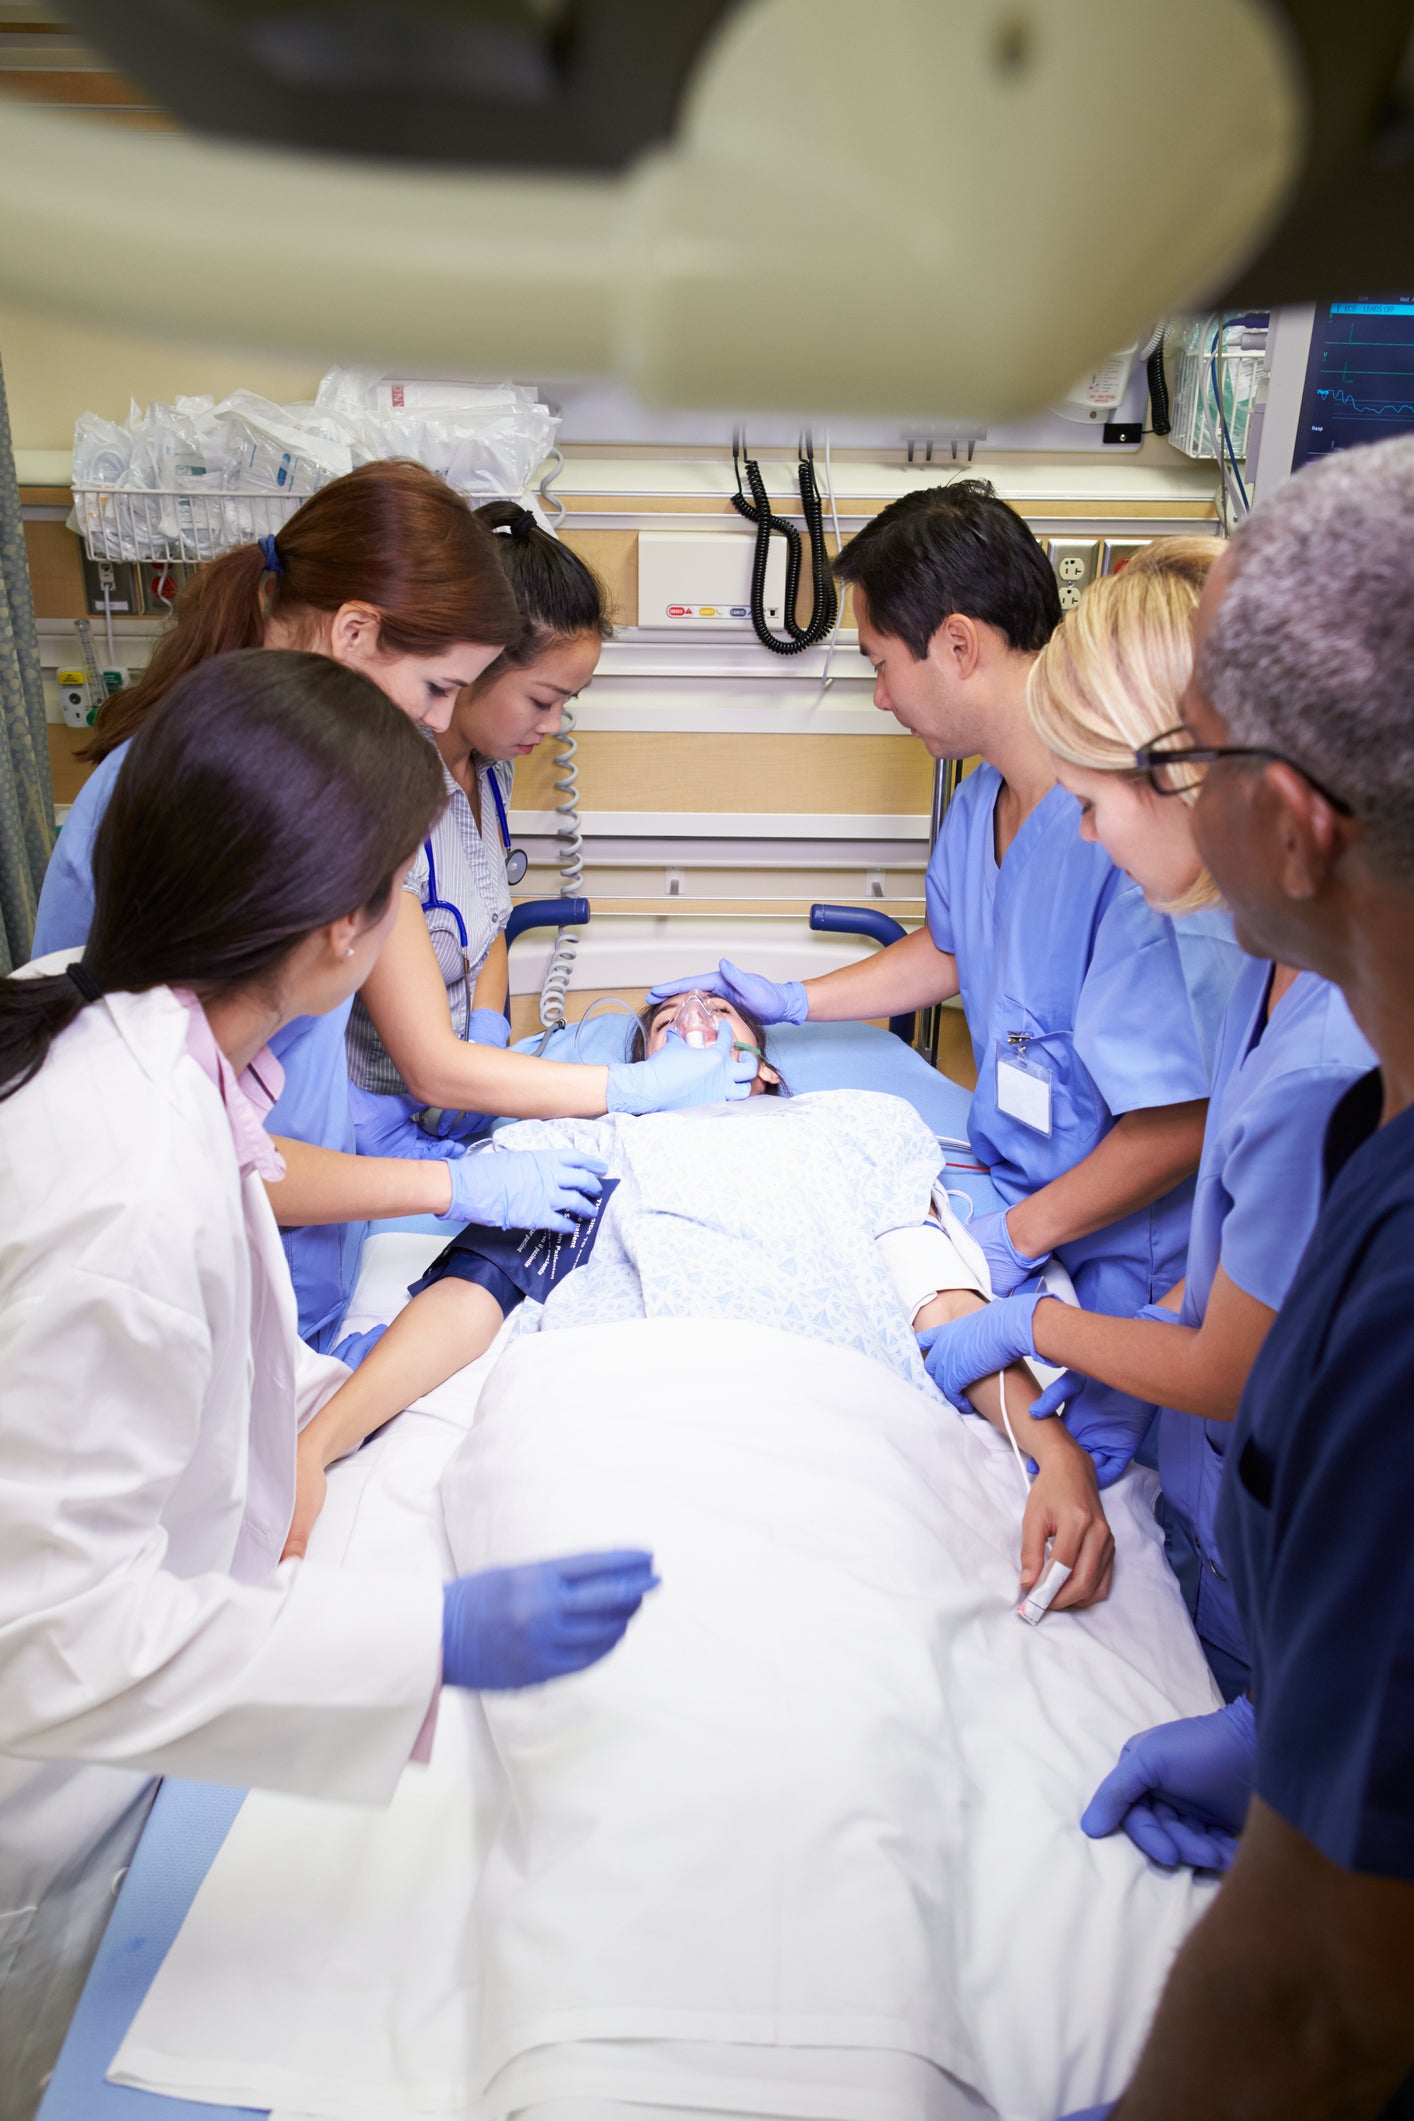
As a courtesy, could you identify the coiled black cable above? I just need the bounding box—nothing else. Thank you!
[1147,338,1172,437]
[730,434,838,655]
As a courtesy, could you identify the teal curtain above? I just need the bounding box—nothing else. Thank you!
[0,351,54,972]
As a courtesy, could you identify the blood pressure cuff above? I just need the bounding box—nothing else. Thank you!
[409,1177,620,1317]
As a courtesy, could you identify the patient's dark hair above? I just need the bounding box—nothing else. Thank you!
[834,478,1061,659]
[0,648,445,1101]
[629,992,786,1095]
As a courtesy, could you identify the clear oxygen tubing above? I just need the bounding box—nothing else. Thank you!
[537,699,584,1032]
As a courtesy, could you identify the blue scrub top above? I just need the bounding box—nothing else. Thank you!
[30,738,364,1351]
[927,765,1236,1441]
[1154,959,1375,1672]
[1222,1076,1414,2121]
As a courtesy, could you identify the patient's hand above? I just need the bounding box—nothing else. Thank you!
[1021,1422,1114,1612]
[282,1439,328,1564]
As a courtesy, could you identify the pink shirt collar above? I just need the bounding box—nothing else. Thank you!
[172,991,287,1183]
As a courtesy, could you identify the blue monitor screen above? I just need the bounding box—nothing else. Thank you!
[1292,299,1414,470]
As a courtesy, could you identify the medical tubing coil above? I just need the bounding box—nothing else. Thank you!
[809,903,915,1045]
[538,704,585,1030]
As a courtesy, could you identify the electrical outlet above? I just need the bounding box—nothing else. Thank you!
[56,669,94,729]
[1100,538,1152,574]
[1048,537,1100,611]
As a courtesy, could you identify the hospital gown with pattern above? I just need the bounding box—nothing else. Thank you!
[493,1089,948,1394]
[926,762,1238,1460]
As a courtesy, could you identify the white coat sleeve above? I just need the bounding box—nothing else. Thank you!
[0,1267,442,1806]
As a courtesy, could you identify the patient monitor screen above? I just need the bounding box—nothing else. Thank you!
[1291,298,1414,471]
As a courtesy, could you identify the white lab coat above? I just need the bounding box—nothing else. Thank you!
[0,974,443,2117]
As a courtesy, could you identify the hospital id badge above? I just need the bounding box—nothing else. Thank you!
[996,1045,1053,1137]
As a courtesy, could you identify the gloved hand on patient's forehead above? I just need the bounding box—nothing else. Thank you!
[966,1207,1049,1297]
[1081,1695,1256,1873]
[647,960,808,1027]
[441,1550,659,1691]
[605,1018,757,1114]
[438,1145,609,1230]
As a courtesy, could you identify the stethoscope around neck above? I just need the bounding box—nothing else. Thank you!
[421,769,528,1026]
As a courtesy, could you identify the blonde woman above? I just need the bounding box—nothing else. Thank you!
[921,542,1371,1758]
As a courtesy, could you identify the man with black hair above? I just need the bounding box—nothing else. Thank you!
[652,480,1233,1483]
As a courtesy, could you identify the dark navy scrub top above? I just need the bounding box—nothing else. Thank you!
[1220,1070,1414,2120]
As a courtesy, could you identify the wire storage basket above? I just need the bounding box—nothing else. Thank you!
[71,485,309,565]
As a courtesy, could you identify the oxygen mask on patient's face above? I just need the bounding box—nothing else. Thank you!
[666,990,720,1049]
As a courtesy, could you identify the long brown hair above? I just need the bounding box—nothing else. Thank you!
[4,649,445,1100]
[86,460,521,761]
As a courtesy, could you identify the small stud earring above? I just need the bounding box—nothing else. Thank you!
[345,945,356,958]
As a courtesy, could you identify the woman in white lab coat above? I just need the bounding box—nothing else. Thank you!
[0,649,654,2121]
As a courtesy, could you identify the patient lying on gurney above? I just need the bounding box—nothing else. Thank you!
[286,989,1112,1609]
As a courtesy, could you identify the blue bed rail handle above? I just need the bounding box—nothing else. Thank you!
[808,904,915,1045]
[503,898,591,1022]
[506,897,590,949]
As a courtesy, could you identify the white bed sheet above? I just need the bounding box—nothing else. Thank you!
[114,1290,1219,2121]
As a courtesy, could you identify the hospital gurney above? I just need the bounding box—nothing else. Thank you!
[36,1019,985,2121]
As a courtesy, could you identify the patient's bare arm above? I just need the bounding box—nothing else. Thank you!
[914,1288,1115,1611]
[282,1279,507,1560]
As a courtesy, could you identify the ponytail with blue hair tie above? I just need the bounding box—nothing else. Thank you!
[257,533,283,575]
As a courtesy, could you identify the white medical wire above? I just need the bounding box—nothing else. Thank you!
[996,1366,1033,1500]
[936,1133,972,1149]
[941,1186,976,1223]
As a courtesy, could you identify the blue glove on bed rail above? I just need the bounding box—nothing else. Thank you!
[442,1550,659,1690]
[605,1021,757,1113]
[1082,1694,1257,1872]
[349,1083,476,1162]
[647,960,808,1027]
[917,1291,1045,1411]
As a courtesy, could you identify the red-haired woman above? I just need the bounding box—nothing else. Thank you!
[34,463,751,1351]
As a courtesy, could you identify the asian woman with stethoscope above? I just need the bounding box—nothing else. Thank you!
[345,500,615,1148]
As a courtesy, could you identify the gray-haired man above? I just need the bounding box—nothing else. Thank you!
[1061,436,1414,2121]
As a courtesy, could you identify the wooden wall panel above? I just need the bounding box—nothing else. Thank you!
[49,723,92,806]
[511,729,932,815]
[558,527,638,628]
[24,518,86,620]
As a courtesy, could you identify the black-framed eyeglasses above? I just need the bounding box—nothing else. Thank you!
[1132,725,1354,816]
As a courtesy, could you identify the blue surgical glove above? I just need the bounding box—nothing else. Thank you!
[349,1082,473,1163]
[1027,1297,1178,1484]
[967,1206,1048,1296]
[917,1290,1045,1412]
[1081,1694,1257,1872]
[646,959,808,1027]
[465,1007,512,1050]
[441,1549,659,1690]
[605,1020,758,1114]
[439,1146,609,1231]
[330,1323,388,1370]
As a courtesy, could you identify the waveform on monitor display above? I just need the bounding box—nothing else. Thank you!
[1315,386,1414,419]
